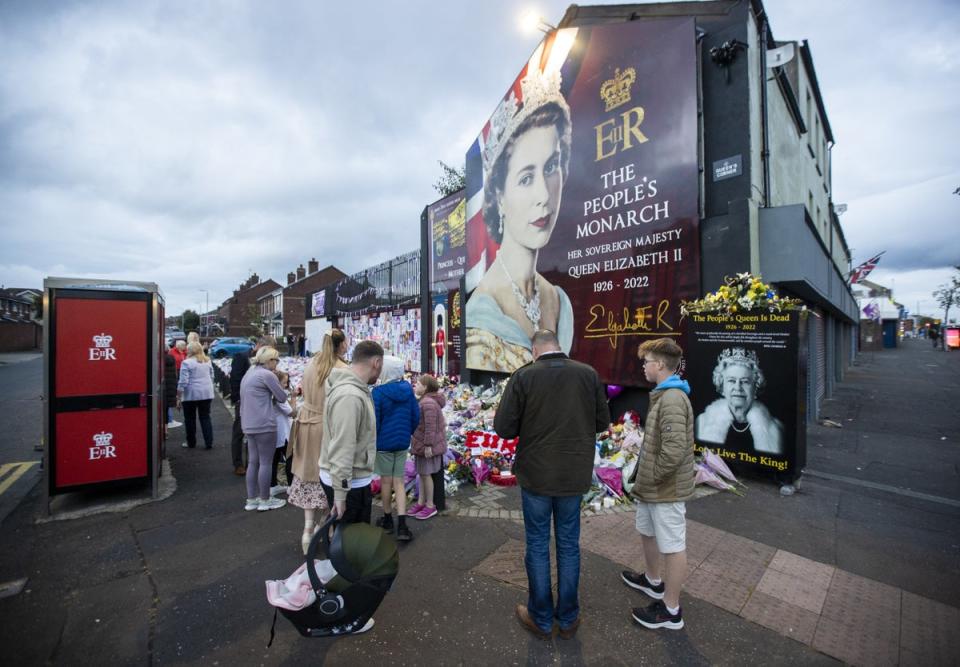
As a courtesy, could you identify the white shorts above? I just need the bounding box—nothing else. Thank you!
[635,501,687,554]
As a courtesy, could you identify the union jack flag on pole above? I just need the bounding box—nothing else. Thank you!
[848,251,885,284]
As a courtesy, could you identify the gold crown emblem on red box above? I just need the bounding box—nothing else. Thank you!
[93,431,113,446]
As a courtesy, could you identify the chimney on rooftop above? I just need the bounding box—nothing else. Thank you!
[296,264,306,281]
[308,258,319,275]
[287,272,296,285]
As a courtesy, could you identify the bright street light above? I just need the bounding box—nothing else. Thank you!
[519,9,555,35]
[199,289,209,335]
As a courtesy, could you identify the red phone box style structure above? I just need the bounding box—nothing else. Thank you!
[43,277,166,507]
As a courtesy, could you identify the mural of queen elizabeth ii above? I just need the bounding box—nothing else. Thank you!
[465,33,577,373]
[696,347,785,455]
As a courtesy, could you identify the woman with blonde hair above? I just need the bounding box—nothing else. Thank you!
[177,341,215,450]
[240,346,290,512]
[288,328,348,551]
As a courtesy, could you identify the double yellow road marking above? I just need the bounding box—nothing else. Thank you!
[0,462,38,496]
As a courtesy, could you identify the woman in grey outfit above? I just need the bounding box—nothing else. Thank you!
[240,346,290,512]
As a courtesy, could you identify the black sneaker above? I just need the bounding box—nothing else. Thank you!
[376,514,394,532]
[632,600,684,630]
[395,523,413,542]
[621,571,665,599]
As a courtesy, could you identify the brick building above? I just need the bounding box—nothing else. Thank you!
[0,287,42,351]
[257,259,346,342]
[214,274,281,338]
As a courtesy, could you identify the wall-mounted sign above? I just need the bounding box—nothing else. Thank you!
[684,309,807,481]
[310,290,326,318]
[428,191,467,293]
[712,155,742,182]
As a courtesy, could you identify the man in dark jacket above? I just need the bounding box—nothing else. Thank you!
[495,329,610,641]
[230,335,275,475]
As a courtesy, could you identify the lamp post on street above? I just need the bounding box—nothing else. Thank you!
[199,289,209,336]
[519,9,556,35]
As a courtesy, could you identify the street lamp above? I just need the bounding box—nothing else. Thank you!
[199,289,209,336]
[519,9,556,35]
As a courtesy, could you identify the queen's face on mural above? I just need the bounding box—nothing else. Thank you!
[497,125,563,252]
[719,363,757,422]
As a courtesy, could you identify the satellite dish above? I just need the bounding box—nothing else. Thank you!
[766,43,796,68]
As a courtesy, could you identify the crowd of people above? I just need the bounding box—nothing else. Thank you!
[165,330,450,549]
[163,327,699,638]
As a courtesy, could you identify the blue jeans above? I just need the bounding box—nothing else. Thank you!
[520,488,582,632]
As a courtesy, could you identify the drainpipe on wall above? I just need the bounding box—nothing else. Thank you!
[757,3,771,208]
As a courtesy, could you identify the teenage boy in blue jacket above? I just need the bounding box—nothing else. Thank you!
[372,356,420,541]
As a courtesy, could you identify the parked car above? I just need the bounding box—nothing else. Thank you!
[164,330,186,348]
[209,337,254,359]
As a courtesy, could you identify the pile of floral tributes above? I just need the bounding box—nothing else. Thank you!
[213,359,746,504]
[433,380,745,506]
[680,272,806,316]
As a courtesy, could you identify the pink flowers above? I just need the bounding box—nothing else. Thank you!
[471,458,491,488]
[702,447,737,482]
[694,447,746,496]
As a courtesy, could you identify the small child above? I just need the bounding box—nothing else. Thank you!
[271,370,296,496]
[372,356,420,541]
[409,374,447,521]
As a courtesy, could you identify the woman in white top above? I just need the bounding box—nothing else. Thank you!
[177,341,215,449]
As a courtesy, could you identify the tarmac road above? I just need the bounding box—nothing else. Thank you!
[0,355,43,525]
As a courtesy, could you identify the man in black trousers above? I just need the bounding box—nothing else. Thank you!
[230,335,275,475]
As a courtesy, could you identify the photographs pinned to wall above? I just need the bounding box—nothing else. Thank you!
[341,308,422,371]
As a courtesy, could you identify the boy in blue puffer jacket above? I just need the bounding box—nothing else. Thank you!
[372,355,420,541]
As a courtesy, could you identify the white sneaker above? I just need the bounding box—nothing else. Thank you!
[270,485,288,497]
[351,618,375,635]
[168,420,183,428]
[257,497,286,511]
[244,498,260,511]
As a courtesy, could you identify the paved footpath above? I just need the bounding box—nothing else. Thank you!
[0,339,957,665]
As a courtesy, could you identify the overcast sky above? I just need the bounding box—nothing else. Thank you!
[1,0,957,318]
